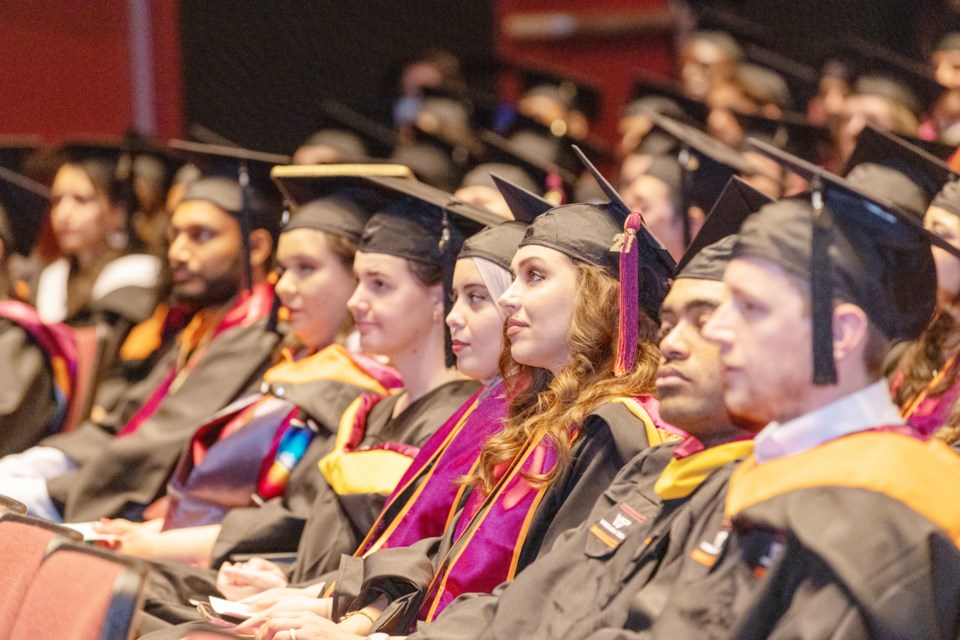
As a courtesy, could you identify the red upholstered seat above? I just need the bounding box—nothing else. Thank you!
[0,513,81,631]
[8,540,149,640]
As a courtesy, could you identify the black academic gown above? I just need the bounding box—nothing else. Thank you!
[413,442,746,640]
[0,318,59,456]
[43,317,281,521]
[140,379,479,633]
[332,400,659,635]
[640,432,960,640]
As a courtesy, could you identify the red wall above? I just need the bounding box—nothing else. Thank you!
[0,2,183,143]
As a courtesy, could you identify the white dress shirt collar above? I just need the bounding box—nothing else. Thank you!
[754,380,903,464]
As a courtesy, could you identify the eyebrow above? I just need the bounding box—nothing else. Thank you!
[660,298,720,316]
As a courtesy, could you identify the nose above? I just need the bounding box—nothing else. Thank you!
[659,323,690,362]
[346,284,367,318]
[701,299,734,348]
[275,269,295,304]
[498,280,520,315]
[167,234,190,267]
[446,298,465,330]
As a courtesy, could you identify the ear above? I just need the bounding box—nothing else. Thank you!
[687,205,707,239]
[247,229,273,272]
[832,302,870,365]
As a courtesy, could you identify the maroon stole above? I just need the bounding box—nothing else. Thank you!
[417,394,673,621]
[355,381,508,556]
[0,300,77,432]
[118,283,274,437]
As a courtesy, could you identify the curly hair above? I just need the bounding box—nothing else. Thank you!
[894,300,960,414]
[467,263,660,494]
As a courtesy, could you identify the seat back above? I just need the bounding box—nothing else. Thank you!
[9,540,149,640]
[0,493,27,513]
[0,513,82,631]
[61,324,103,432]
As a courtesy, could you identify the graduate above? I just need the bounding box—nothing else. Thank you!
[225,201,534,637]
[0,167,80,455]
[136,174,494,634]
[31,144,164,331]
[245,148,680,640]
[390,178,768,640]
[643,143,960,639]
[0,142,286,523]
[93,165,410,565]
[895,177,960,439]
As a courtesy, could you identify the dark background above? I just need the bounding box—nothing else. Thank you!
[179,1,496,154]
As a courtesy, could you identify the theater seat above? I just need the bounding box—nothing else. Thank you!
[0,512,82,631]
[8,540,149,640]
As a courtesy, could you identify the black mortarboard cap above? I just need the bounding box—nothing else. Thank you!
[315,100,398,158]
[676,176,773,279]
[411,121,485,174]
[744,137,960,384]
[297,129,369,164]
[518,66,602,123]
[460,173,546,271]
[733,111,830,164]
[0,166,50,256]
[645,111,754,244]
[357,176,500,366]
[516,146,675,327]
[477,129,577,192]
[0,137,41,174]
[171,140,288,289]
[834,37,943,116]
[844,123,955,203]
[458,221,529,273]
[629,75,710,126]
[461,163,539,195]
[270,164,414,244]
[490,172,554,224]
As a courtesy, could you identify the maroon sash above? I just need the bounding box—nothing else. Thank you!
[356,382,507,556]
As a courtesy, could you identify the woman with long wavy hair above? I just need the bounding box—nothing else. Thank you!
[245,156,681,640]
[893,180,960,442]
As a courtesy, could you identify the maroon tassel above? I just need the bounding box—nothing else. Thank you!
[614,211,644,377]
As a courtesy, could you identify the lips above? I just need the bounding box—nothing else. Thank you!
[505,318,528,337]
[171,269,196,284]
[450,339,469,353]
[656,366,690,389]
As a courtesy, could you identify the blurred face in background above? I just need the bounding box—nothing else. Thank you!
[50,163,122,264]
[275,228,356,350]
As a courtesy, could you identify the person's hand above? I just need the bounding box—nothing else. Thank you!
[93,518,162,555]
[216,557,289,601]
[241,586,327,612]
[234,596,332,634]
[253,611,362,640]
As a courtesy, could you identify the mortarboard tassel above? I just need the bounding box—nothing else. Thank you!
[614,210,645,378]
[238,161,254,292]
[810,176,838,385]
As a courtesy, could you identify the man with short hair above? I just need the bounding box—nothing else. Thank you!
[353,180,768,640]
[0,165,283,524]
[644,159,960,638]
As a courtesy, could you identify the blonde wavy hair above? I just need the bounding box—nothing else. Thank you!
[468,263,660,494]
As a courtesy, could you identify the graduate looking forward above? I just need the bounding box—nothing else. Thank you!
[643,143,960,639]
[245,149,680,640]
